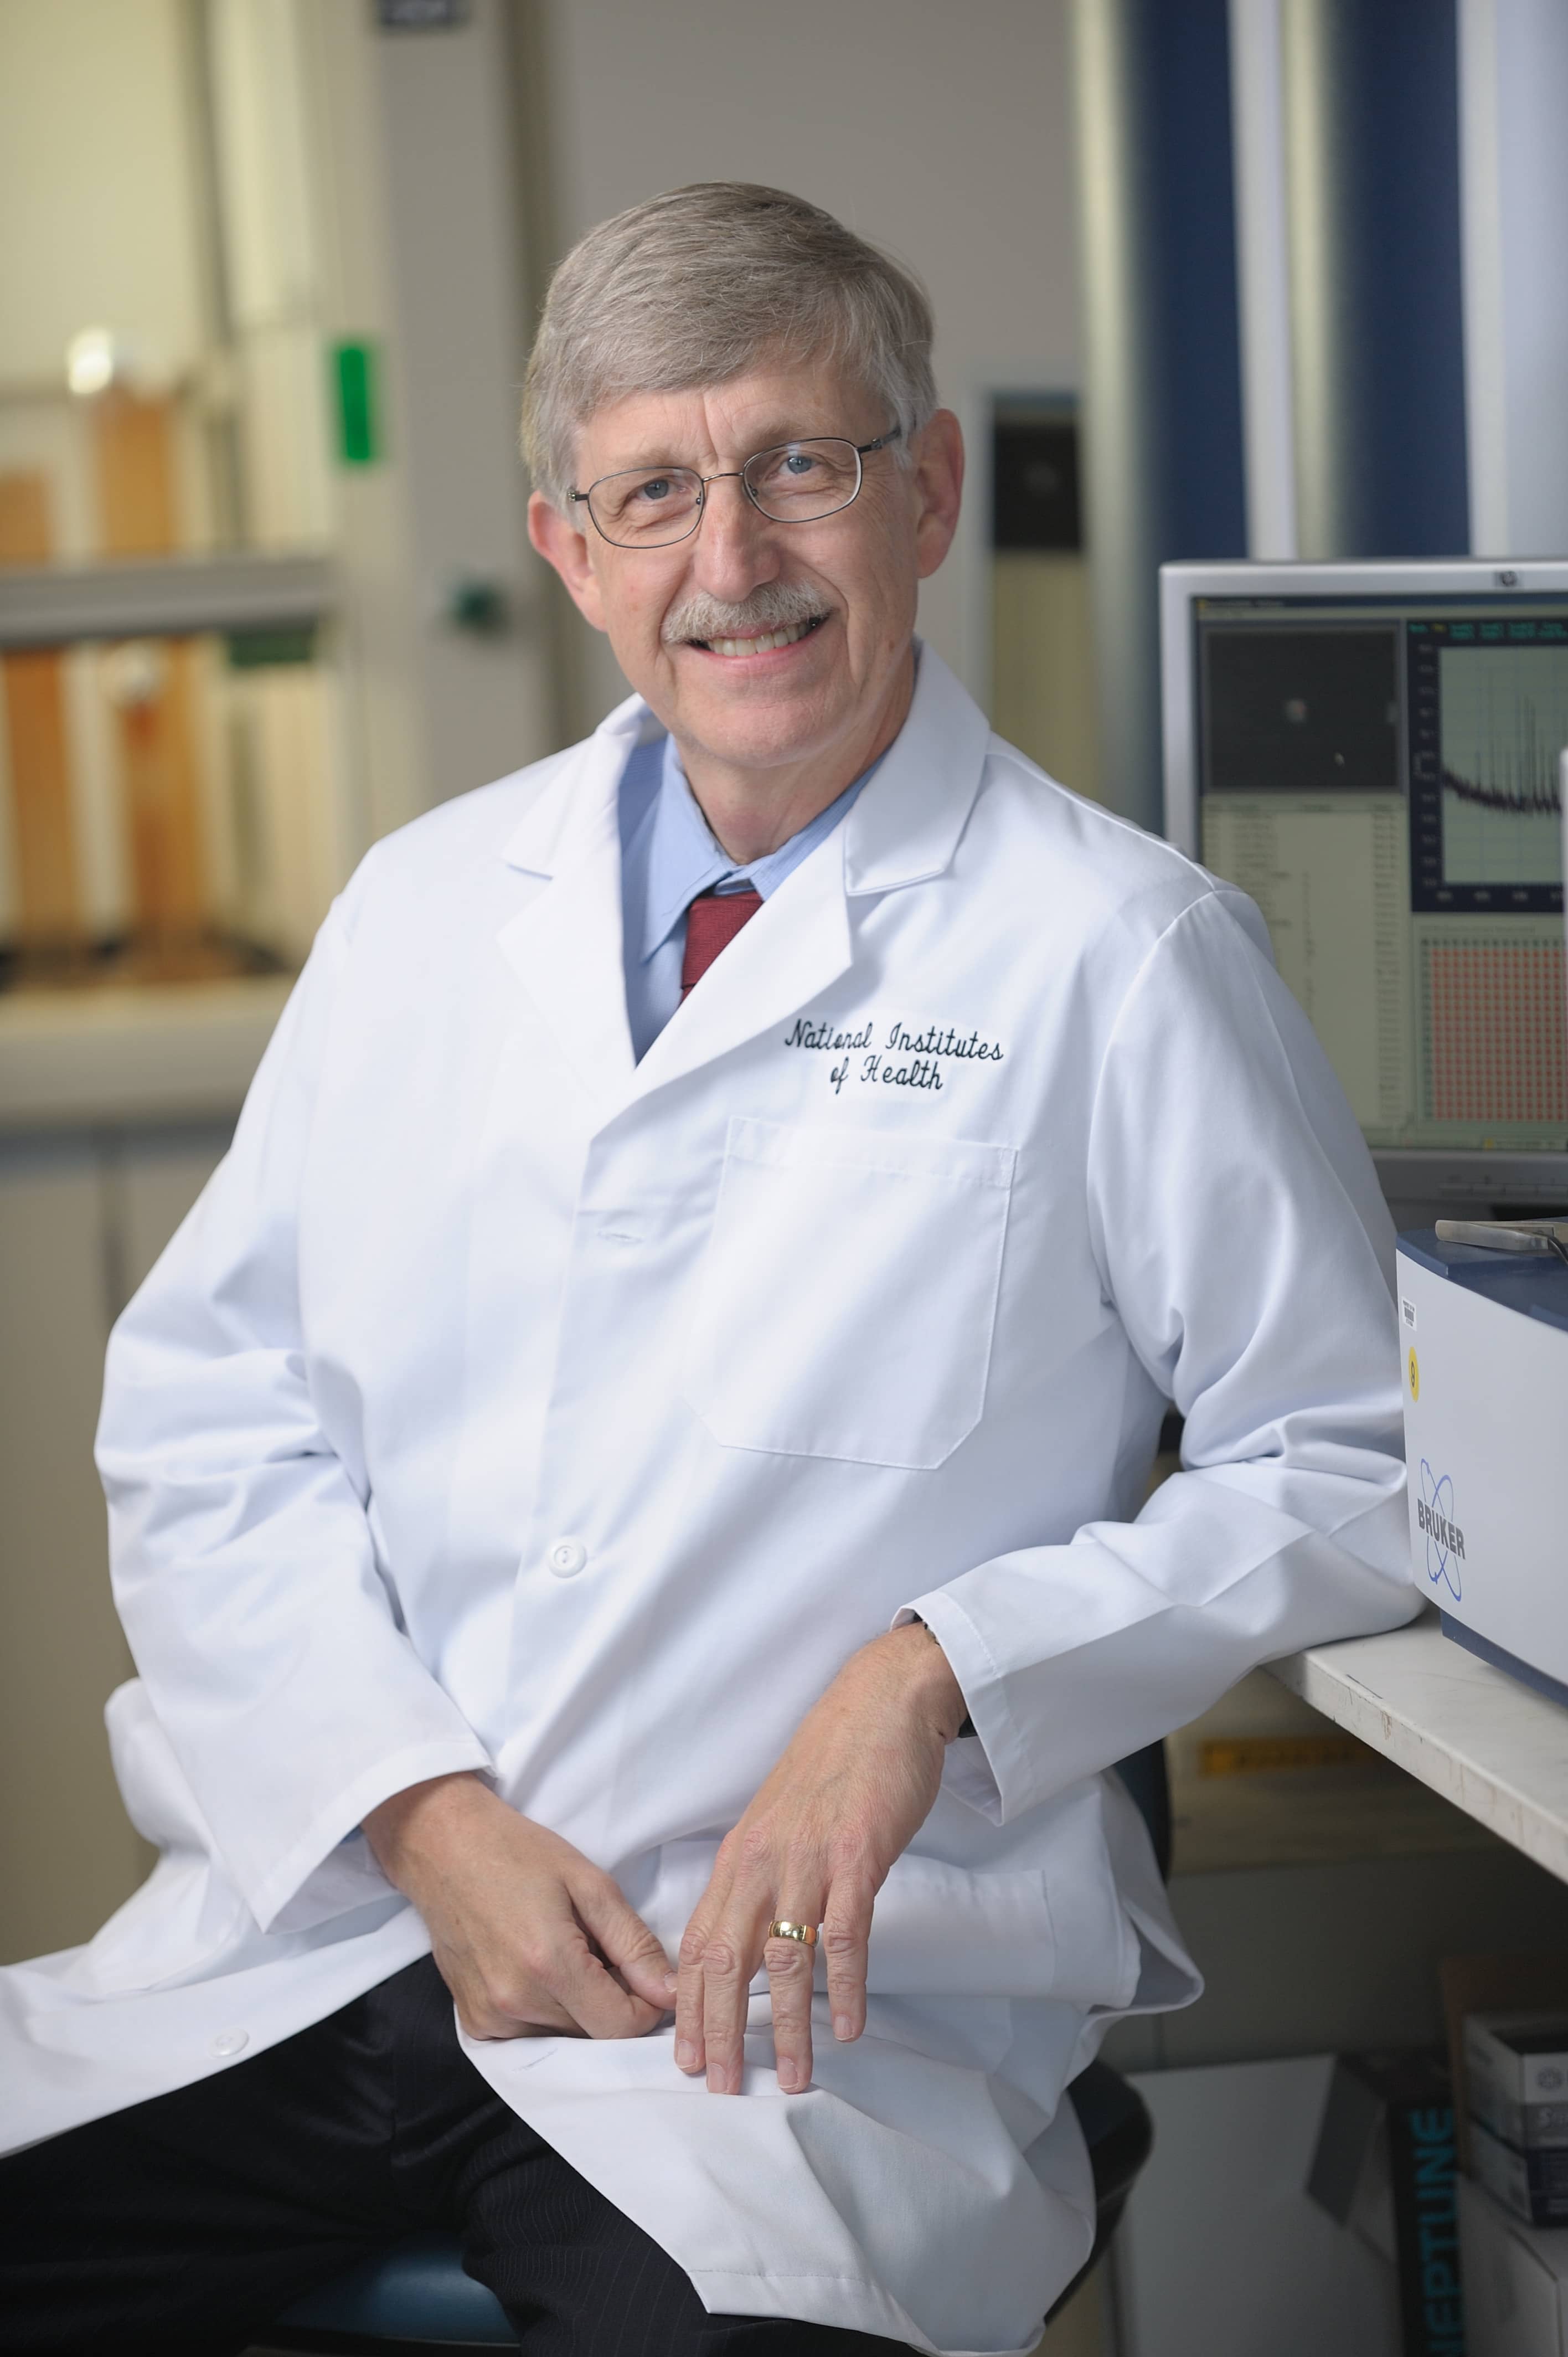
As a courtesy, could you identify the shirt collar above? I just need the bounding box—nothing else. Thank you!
[625,731,884,969]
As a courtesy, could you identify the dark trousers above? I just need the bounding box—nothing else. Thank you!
[0,1956,907,2356]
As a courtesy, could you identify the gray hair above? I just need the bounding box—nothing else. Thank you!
[521,183,937,511]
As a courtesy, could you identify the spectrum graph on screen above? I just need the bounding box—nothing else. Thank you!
[1409,615,1567,917]
[1438,640,1568,888]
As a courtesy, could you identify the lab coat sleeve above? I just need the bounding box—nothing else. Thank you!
[905,884,1417,1824]
[95,886,492,1932]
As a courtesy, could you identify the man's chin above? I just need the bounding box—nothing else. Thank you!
[662,667,847,775]
[669,705,843,781]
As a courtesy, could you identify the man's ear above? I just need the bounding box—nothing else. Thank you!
[529,492,608,632]
[911,410,964,583]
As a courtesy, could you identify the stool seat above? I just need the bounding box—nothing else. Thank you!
[270,2230,517,2347]
[1067,2057,1154,2205]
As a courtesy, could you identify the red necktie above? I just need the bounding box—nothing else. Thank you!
[680,888,762,999]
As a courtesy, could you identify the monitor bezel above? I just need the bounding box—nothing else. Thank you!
[1158,557,1568,1216]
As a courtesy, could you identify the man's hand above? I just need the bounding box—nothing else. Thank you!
[675,1623,966,2096]
[364,1774,675,2041]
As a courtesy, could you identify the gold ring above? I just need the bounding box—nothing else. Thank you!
[767,1919,818,1946]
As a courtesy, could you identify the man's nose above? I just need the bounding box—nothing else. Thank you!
[689,476,780,603]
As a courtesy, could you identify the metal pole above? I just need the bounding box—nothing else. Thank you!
[1069,0,1166,833]
[1068,0,1247,832]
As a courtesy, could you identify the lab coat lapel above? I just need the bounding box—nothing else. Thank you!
[493,649,992,1111]
[493,698,648,1107]
[626,647,991,1097]
[626,839,852,1098]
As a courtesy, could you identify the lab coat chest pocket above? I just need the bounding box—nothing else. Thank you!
[683,1118,1016,1469]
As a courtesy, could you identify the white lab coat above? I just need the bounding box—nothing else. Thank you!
[0,649,1416,2354]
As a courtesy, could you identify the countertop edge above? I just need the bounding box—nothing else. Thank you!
[0,979,291,1131]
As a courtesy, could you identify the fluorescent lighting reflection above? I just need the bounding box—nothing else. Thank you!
[66,328,119,398]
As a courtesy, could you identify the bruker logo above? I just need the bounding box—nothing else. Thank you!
[1417,1459,1464,1602]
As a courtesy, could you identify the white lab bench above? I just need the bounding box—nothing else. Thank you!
[1270,1614,1568,1889]
[1100,1614,1568,2085]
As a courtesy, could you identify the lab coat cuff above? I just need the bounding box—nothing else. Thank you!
[246,1735,493,1934]
[893,1595,1007,1822]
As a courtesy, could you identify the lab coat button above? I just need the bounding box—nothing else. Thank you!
[210,2029,249,2058]
[548,1536,587,1578]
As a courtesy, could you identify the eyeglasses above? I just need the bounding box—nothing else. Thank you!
[569,426,902,549]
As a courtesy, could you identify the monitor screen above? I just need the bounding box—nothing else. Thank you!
[1161,562,1568,1214]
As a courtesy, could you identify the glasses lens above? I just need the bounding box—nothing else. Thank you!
[589,466,703,545]
[744,439,862,523]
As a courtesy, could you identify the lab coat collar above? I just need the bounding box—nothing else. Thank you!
[498,689,656,881]
[839,643,992,898]
[493,696,649,1105]
[493,646,991,1111]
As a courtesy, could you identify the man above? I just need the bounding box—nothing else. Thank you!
[0,184,1415,2354]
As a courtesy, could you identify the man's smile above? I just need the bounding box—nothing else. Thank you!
[686,613,829,660]
[662,574,833,664]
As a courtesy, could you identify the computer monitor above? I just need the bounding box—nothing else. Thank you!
[1160,559,1568,1224]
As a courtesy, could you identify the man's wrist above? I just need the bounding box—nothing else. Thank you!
[898,1619,974,1742]
[363,1770,492,1888]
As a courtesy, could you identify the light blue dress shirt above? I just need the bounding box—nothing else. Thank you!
[618,730,881,1060]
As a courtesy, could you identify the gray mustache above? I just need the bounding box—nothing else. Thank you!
[662,583,828,646]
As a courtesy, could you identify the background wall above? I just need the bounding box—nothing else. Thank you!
[0,0,207,396]
[536,0,1082,726]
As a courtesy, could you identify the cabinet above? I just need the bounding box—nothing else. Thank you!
[0,983,272,1959]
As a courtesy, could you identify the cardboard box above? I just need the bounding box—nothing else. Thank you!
[1307,2052,1400,2267]
[1468,2018,1568,2152]
[1441,1958,1568,2175]
[1307,2051,1462,2354]
[1459,2173,1568,2355]
[1116,2057,1401,2357]
[1474,2121,1568,2229]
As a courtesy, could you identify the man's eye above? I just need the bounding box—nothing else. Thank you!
[633,477,674,504]
[752,448,826,496]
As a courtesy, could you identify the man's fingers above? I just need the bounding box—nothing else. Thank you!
[821,1884,872,2046]
[459,2000,565,2041]
[565,1966,663,2041]
[698,1923,756,2096]
[674,1876,731,2076]
[765,1912,821,2092]
[572,1876,678,2011]
[435,1948,581,2041]
[551,1926,665,2040]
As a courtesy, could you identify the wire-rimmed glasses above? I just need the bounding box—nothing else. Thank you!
[569,426,902,549]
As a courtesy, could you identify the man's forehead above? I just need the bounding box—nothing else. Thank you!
[576,362,878,471]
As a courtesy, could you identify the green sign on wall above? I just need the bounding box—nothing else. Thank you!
[332,340,381,466]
